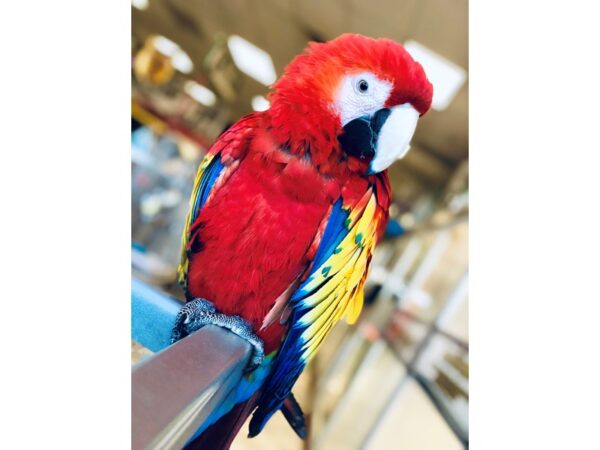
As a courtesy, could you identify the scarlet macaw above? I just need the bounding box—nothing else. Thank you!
[173,33,433,449]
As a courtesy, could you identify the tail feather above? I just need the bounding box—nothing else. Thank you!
[280,393,308,439]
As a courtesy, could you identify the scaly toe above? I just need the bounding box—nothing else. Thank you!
[171,298,264,371]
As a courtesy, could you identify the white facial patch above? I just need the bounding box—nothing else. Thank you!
[334,72,392,126]
[370,104,419,173]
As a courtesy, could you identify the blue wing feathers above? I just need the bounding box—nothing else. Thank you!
[249,200,352,437]
[291,200,349,306]
[310,199,348,270]
[195,155,225,218]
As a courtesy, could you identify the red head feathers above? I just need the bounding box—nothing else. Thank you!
[266,33,433,174]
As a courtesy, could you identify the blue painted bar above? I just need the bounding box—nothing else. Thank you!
[131,278,183,352]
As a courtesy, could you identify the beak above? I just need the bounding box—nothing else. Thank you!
[337,104,419,174]
[369,104,419,173]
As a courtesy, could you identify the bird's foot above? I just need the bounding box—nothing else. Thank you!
[171,298,264,372]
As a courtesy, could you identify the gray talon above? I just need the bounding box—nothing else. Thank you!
[171,298,264,372]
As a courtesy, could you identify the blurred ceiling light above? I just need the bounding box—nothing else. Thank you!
[227,35,277,86]
[154,36,179,57]
[132,0,148,10]
[172,52,193,74]
[184,80,217,107]
[251,95,270,112]
[404,40,466,111]
[153,35,194,74]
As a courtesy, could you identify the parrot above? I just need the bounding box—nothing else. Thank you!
[173,33,433,449]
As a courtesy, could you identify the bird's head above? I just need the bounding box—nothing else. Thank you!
[268,33,433,175]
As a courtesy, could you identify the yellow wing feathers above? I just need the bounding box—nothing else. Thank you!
[177,153,216,289]
[298,191,380,362]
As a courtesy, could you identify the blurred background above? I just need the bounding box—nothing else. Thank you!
[131,0,468,449]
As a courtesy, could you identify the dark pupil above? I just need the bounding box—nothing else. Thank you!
[358,80,369,92]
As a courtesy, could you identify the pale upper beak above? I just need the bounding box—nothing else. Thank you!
[369,103,419,173]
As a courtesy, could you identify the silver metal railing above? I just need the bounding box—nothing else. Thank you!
[132,325,251,449]
[131,280,252,450]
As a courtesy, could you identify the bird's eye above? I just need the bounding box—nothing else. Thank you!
[356,79,369,93]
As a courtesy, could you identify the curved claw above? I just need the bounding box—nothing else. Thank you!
[171,298,216,343]
[171,298,264,372]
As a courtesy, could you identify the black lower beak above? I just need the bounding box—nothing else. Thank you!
[338,108,391,160]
